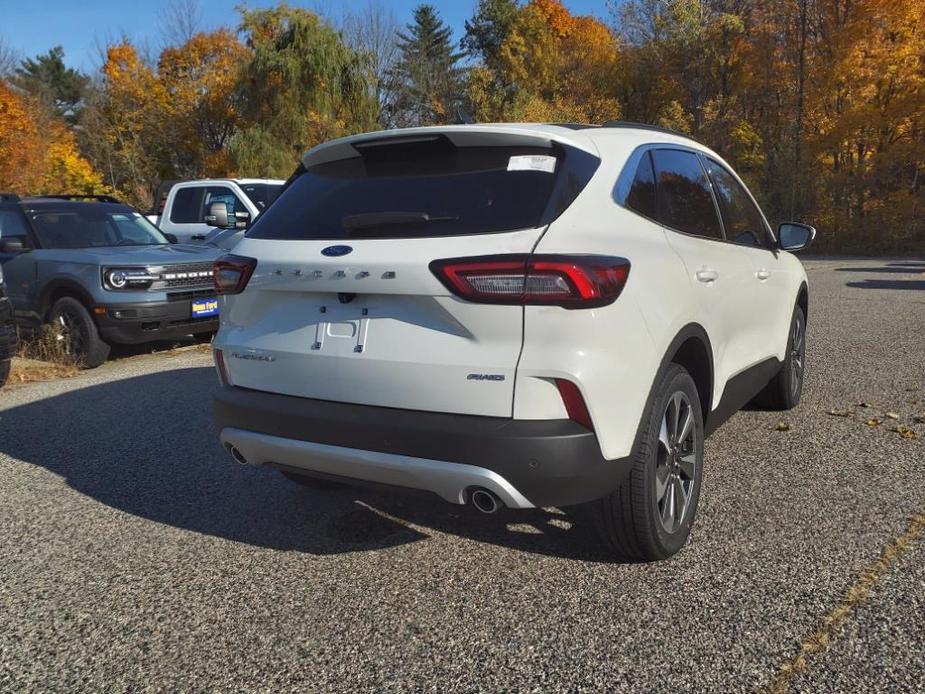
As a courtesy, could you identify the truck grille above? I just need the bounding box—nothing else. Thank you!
[152,263,214,291]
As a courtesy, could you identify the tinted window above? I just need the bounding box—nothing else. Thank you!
[651,149,722,239]
[248,137,599,240]
[625,151,657,219]
[169,187,203,223]
[704,158,767,247]
[241,184,282,211]
[0,209,30,240]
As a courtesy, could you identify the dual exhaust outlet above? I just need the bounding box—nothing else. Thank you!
[225,444,505,514]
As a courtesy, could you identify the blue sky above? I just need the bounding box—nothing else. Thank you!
[3,0,610,72]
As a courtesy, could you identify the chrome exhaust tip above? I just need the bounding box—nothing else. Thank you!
[226,444,248,465]
[470,488,502,514]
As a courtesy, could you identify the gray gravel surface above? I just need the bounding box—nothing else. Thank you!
[0,258,923,692]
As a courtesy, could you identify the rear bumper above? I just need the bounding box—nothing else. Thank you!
[96,298,217,344]
[213,386,633,508]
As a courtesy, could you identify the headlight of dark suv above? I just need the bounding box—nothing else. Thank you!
[102,267,159,290]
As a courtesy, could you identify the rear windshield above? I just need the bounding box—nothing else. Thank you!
[247,136,599,240]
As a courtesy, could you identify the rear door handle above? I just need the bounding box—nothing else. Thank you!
[695,269,719,283]
[756,268,770,280]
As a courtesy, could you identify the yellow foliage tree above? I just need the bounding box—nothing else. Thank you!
[0,80,106,195]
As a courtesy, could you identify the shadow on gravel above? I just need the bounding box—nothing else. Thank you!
[835,266,925,274]
[0,368,609,561]
[846,279,925,291]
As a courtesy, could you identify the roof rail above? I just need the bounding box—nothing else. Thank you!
[0,192,21,202]
[37,194,123,204]
[600,120,691,139]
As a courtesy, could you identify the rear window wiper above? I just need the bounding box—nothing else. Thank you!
[341,211,459,231]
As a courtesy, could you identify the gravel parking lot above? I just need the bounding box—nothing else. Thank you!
[1,258,922,692]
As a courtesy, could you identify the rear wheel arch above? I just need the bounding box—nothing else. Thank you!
[630,324,713,456]
[665,325,713,422]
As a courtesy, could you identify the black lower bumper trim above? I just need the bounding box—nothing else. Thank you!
[213,386,633,507]
[96,299,217,344]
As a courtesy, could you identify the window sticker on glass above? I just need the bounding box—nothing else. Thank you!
[507,155,557,173]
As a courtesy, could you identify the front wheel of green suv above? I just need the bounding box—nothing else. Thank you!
[47,297,110,369]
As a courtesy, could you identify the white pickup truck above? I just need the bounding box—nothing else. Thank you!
[148,179,285,247]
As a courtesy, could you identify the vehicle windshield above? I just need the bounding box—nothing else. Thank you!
[30,208,169,249]
[240,183,283,212]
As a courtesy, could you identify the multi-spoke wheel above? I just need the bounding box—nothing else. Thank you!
[47,297,110,369]
[655,391,699,534]
[597,363,704,561]
[752,304,806,410]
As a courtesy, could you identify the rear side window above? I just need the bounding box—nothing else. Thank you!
[247,136,599,240]
[169,187,204,223]
[625,151,657,220]
[651,150,722,240]
[704,158,768,247]
[241,184,282,211]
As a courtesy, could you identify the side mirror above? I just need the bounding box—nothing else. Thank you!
[163,233,178,244]
[0,238,27,254]
[778,223,816,252]
[205,202,229,228]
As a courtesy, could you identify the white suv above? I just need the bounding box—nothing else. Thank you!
[211,123,814,561]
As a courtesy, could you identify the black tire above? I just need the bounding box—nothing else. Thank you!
[280,470,349,489]
[751,305,806,411]
[596,363,704,561]
[47,297,110,369]
[0,359,9,389]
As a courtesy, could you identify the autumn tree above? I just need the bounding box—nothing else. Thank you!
[231,5,377,177]
[466,0,621,123]
[0,80,105,195]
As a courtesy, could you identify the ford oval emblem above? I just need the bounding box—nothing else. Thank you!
[321,245,353,257]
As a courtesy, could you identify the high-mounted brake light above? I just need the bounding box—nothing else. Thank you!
[429,254,630,308]
[213,254,257,295]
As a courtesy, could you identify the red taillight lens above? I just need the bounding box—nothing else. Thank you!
[555,378,594,429]
[213,254,257,295]
[430,254,630,308]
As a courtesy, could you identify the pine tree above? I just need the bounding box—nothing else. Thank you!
[388,5,466,127]
[12,46,89,124]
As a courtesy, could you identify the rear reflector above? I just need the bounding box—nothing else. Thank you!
[213,254,257,295]
[555,378,594,430]
[430,254,630,308]
[214,348,230,386]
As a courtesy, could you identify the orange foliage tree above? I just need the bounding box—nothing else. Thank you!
[0,80,105,195]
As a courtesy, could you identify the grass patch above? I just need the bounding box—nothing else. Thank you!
[8,325,80,384]
[7,357,79,384]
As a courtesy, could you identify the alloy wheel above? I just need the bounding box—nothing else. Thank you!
[790,315,805,398]
[655,391,698,534]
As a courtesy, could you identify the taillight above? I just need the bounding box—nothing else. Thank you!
[213,254,257,295]
[429,254,630,308]
[555,378,594,429]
